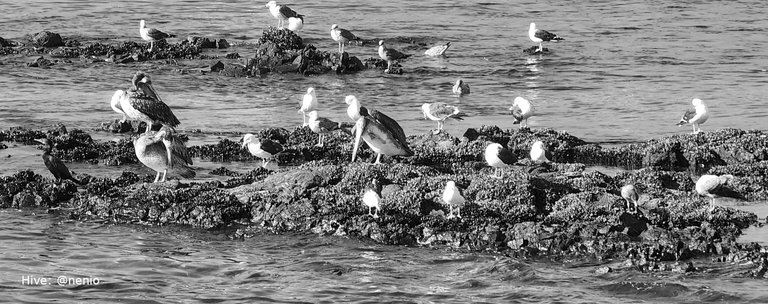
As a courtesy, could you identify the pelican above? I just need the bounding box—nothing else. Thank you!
[676,98,709,134]
[530,140,552,163]
[34,138,82,184]
[362,178,382,219]
[134,128,194,183]
[696,174,735,211]
[110,90,128,123]
[287,15,304,32]
[442,181,465,219]
[510,96,534,128]
[307,111,342,147]
[452,79,470,101]
[421,102,463,134]
[378,40,410,72]
[265,1,301,29]
[118,71,180,134]
[424,42,450,57]
[242,133,283,168]
[139,20,175,52]
[528,22,564,53]
[485,143,517,178]
[621,184,639,213]
[330,24,359,54]
[351,104,413,164]
[299,87,318,126]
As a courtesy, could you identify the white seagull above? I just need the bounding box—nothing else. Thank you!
[265,1,301,29]
[298,87,318,126]
[421,102,463,134]
[676,98,709,134]
[287,15,304,32]
[378,40,410,72]
[139,20,175,52]
[530,140,552,163]
[485,143,517,178]
[510,96,534,128]
[696,174,735,211]
[110,90,128,123]
[442,181,466,219]
[362,178,382,219]
[452,79,470,100]
[345,95,368,122]
[307,111,342,147]
[424,42,451,57]
[620,184,639,213]
[528,22,564,53]
[330,24,359,54]
[242,133,284,168]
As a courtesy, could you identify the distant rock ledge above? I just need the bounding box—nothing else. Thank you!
[1,125,767,277]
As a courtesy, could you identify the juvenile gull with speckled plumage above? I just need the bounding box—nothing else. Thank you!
[421,102,463,134]
[676,98,709,134]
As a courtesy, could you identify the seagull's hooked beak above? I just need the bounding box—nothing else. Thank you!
[352,118,367,162]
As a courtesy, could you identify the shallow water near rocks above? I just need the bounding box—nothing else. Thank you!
[2,0,768,302]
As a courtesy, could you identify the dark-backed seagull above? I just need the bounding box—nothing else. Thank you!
[242,133,284,168]
[307,111,342,147]
[421,102,463,134]
[330,24,359,54]
[485,143,517,178]
[528,22,564,53]
[139,20,175,52]
[265,1,300,29]
[676,98,709,134]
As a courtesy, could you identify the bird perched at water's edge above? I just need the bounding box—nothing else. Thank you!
[117,71,180,134]
[421,102,463,134]
[35,138,82,184]
[442,181,466,219]
[485,143,517,178]
[134,128,194,183]
[307,111,342,147]
[362,178,382,219]
[510,96,534,128]
[299,87,318,126]
[242,133,284,168]
[528,22,564,53]
[530,140,552,163]
[139,19,175,52]
[265,1,301,29]
[378,40,410,72]
[676,98,709,134]
[330,24,359,54]
[695,174,735,211]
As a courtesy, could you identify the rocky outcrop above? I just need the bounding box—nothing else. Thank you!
[30,31,64,47]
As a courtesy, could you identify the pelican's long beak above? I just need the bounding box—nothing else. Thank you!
[352,118,366,162]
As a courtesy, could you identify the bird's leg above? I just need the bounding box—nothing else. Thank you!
[692,124,697,134]
[145,123,152,134]
[448,204,454,219]
[708,197,716,212]
[457,207,462,219]
[373,208,379,219]
[153,171,161,183]
[316,134,324,147]
[368,206,373,217]
[161,170,167,182]
[375,154,382,164]
[301,112,307,126]
[538,43,543,53]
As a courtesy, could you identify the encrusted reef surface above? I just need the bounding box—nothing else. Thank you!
[2,125,767,277]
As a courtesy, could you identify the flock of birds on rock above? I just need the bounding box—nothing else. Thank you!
[29,1,731,220]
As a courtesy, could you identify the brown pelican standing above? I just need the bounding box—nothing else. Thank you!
[34,138,82,184]
[330,24,359,54]
[421,102,463,134]
[307,111,342,147]
[621,184,639,213]
[139,20,175,52]
[265,1,301,29]
[424,42,451,57]
[134,128,195,183]
[118,71,180,134]
[351,99,413,164]
[485,143,517,178]
[378,40,411,72]
[362,178,382,219]
[676,98,709,134]
[299,87,318,126]
[442,181,465,219]
[528,22,564,53]
[696,174,735,211]
[510,96,534,128]
[242,133,284,168]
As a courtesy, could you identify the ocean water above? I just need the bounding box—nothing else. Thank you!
[1,0,768,302]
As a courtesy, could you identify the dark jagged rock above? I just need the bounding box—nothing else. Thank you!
[0,36,14,47]
[31,31,64,47]
[27,56,55,67]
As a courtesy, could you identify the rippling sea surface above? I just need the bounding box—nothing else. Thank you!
[1,0,768,302]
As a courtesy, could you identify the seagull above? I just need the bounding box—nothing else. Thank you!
[242,133,284,168]
[424,42,450,57]
[265,1,301,29]
[287,15,304,32]
[117,71,180,134]
[421,102,463,134]
[330,24,359,54]
[696,174,735,211]
[110,90,128,123]
[134,128,195,183]
[307,111,342,147]
[442,181,466,219]
[378,40,410,72]
[676,98,709,134]
[528,22,564,53]
[345,95,369,122]
[510,96,534,128]
[34,138,82,185]
[621,184,639,213]
[299,87,318,126]
[530,140,552,163]
[362,178,382,219]
[351,104,413,164]
[139,20,175,52]
[452,79,470,101]
[485,143,517,178]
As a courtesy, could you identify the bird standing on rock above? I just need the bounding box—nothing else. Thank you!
[510,96,534,128]
[676,98,709,134]
[134,128,195,183]
[362,178,382,219]
[34,138,82,185]
[265,1,301,29]
[696,174,735,211]
[485,143,517,178]
[528,22,564,53]
[299,87,318,126]
[530,140,552,163]
[330,24,359,54]
[242,133,283,168]
[442,181,466,219]
[307,111,342,147]
[421,102,463,134]
[139,20,175,52]
[378,40,410,73]
[621,184,640,213]
[118,71,181,134]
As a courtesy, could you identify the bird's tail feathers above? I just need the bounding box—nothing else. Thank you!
[175,165,196,179]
